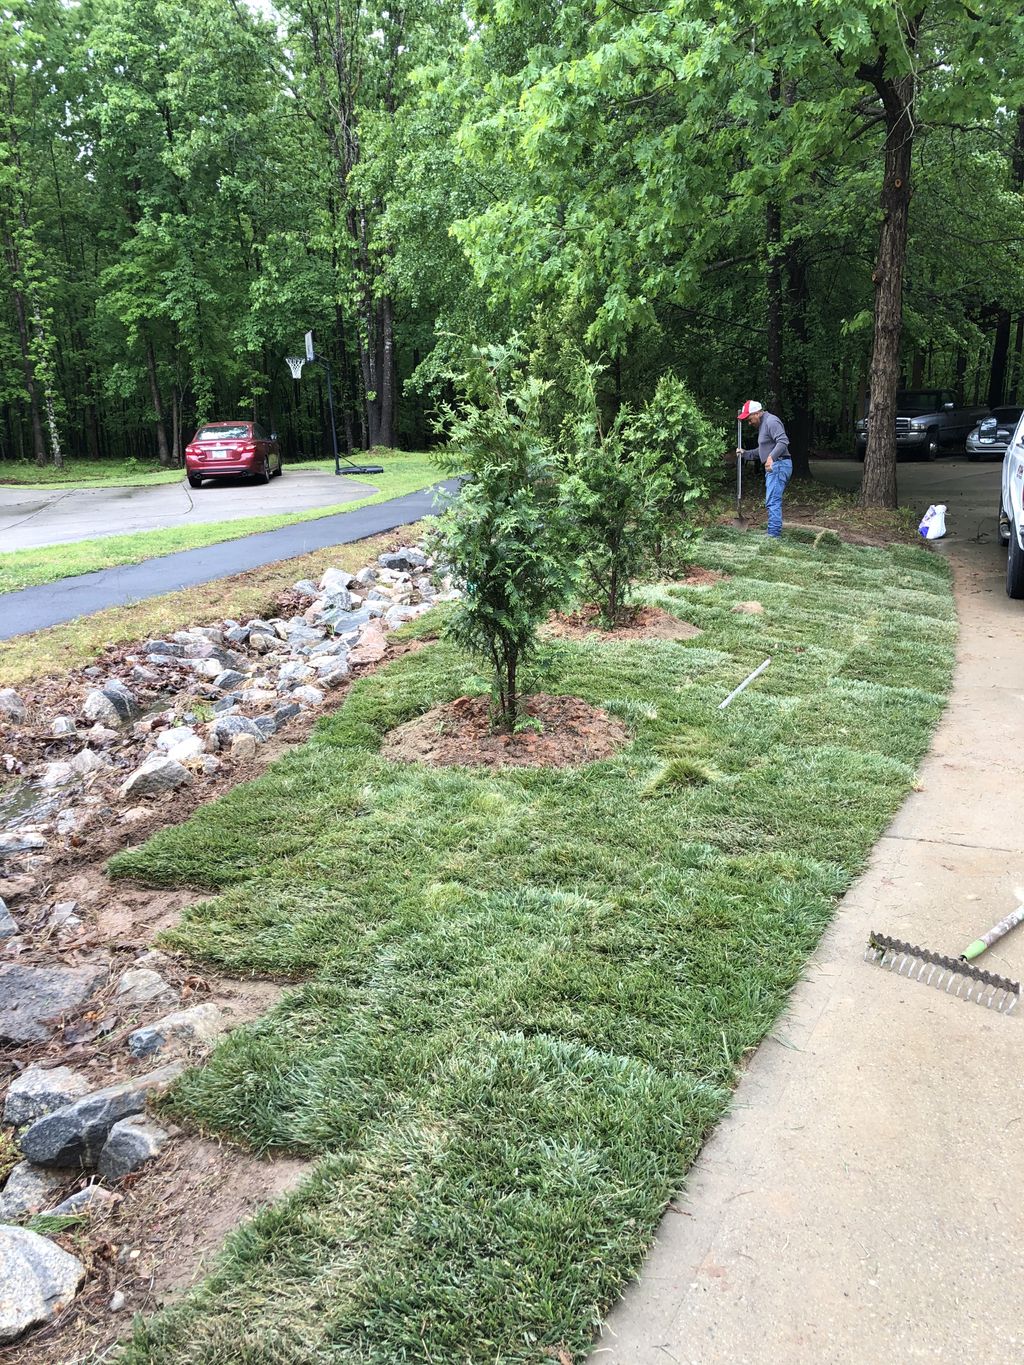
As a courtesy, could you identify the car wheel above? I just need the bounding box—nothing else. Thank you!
[275,458,283,477]
[187,474,202,489]
[1007,526,1024,600]
[256,459,271,485]
[923,429,939,461]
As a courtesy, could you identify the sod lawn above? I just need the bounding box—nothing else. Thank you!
[109,529,955,1363]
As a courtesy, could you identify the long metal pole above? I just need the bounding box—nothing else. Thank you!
[321,356,341,476]
[718,657,772,710]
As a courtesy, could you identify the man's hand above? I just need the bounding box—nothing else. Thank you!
[765,455,774,472]
[735,446,743,458]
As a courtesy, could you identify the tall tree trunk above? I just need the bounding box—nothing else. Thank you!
[765,200,783,413]
[861,63,917,510]
[145,336,173,466]
[784,239,812,478]
[379,293,396,449]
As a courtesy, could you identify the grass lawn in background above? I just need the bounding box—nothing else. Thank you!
[110,530,955,1364]
[0,459,181,488]
[0,454,443,595]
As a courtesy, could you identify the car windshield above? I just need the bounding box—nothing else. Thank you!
[896,391,952,413]
[196,424,250,441]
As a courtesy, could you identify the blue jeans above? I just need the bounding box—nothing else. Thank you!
[764,458,792,537]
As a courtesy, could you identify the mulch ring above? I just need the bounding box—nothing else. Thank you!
[544,604,702,642]
[380,693,628,769]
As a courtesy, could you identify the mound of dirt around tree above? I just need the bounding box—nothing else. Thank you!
[380,694,628,769]
[545,604,701,642]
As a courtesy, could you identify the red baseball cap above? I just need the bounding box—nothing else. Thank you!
[737,400,763,419]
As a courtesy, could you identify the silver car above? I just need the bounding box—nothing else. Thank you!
[967,406,1023,461]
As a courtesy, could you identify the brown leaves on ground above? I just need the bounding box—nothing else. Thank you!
[545,604,701,642]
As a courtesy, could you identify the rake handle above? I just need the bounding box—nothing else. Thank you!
[961,904,1024,961]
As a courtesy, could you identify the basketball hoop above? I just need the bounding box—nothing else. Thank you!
[285,356,306,380]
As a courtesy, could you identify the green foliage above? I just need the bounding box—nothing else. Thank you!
[429,342,573,729]
[560,361,721,626]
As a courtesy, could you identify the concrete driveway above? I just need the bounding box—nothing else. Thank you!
[598,455,1024,1363]
[0,469,378,552]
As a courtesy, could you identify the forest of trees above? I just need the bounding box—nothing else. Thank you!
[2,0,1023,506]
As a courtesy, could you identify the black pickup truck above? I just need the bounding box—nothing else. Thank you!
[855,389,989,460]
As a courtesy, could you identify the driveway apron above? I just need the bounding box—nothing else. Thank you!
[596,460,1024,1363]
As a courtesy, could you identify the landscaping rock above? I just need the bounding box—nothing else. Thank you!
[144,640,185,657]
[4,1065,91,1128]
[109,1289,127,1312]
[129,663,161,685]
[83,683,138,724]
[322,586,353,612]
[292,685,325,706]
[229,732,258,762]
[214,669,247,690]
[274,702,301,726]
[384,604,428,630]
[51,716,78,736]
[86,723,119,746]
[0,874,35,905]
[47,900,82,933]
[192,658,222,680]
[48,1184,120,1218]
[98,1115,171,1180]
[55,808,89,837]
[0,964,107,1045]
[320,567,356,594]
[0,1225,85,1342]
[354,566,377,587]
[128,1002,229,1059]
[120,754,193,799]
[349,623,388,664]
[0,1163,67,1221]
[0,898,16,939]
[278,660,314,689]
[379,547,427,572]
[253,715,277,738]
[69,748,110,777]
[115,968,176,1011]
[19,1061,185,1167]
[39,760,75,788]
[322,607,374,636]
[211,715,265,748]
[155,725,198,753]
[134,949,173,971]
[293,578,321,599]
[0,830,47,858]
[224,625,249,645]
[0,689,26,722]
[731,600,765,615]
[166,734,206,764]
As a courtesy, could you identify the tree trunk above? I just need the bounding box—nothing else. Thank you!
[145,337,173,466]
[765,200,783,415]
[379,293,396,449]
[784,239,812,478]
[861,68,916,510]
[1009,315,1024,403]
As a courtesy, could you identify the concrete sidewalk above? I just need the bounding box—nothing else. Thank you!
[596,532,1024,1361]
[0,482,458,640]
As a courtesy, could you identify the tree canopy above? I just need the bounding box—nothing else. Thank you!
[1,0,1021,505]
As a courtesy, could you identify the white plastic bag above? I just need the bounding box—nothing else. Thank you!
[918,503,947,540]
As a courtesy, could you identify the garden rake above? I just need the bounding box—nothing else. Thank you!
[730,416,749,529]
[864,899,1024,1015]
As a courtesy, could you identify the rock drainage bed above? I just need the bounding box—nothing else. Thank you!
[0,543,453,1350]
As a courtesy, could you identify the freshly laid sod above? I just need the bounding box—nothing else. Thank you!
[0,454,442,595]
[111,531,955,1364]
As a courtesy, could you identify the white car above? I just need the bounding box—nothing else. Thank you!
[999,414,1024,598]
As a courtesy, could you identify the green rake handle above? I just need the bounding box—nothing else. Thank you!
[961,903,1024,961]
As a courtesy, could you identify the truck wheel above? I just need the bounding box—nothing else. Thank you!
[924,429,939,461]
[1007,528,1024,600]
[998,502,1011,546]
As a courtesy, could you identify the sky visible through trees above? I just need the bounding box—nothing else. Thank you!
[1,0,1021,506]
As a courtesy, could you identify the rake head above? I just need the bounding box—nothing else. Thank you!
[865,932,1020,1015]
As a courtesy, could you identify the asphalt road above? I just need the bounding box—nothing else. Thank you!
[0,469,377,552]
[0,482,459,641]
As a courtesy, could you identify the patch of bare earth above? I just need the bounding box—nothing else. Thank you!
[380,693,628,769]
[545,603,702,642]
[5,1137,310,1365]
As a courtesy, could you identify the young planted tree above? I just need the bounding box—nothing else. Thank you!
[561,364,720,627]
[429,344,572,731]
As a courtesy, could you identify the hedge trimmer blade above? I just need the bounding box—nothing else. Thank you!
[864,932,1020,1014]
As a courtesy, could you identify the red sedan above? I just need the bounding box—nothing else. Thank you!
[185,421,283,488]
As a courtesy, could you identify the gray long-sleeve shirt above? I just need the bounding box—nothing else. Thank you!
[746,412,790,465]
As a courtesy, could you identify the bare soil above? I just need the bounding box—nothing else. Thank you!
[545,604,702,643]
[5,1136,310,1365]
[380,693,628,769]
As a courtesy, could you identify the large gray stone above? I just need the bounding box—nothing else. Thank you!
[114,968,176,1010]
[319,567,356,594]
[18,1061,185,1168]
[0,689,26,722]
[98,1116,170,1180]
[379,547,427,572]
[83,683,138,725]
[0,1163,67,1221]
[321,586,353,612]
[155,725,199,754]
[292,685,325,706]
[210,715,266,748]
[0,898,16,939]
[0,964,107,1045]
[4,1064,92,1128]
[143,640,186,657]
[119,754,193,799]
[0,831,46,858]
[48,1184,120,1218]
[128,1003,229,1059]
[292,578,321,599]
[0,1225,85,1342]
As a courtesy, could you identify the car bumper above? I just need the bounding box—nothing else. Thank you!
[966,438,1009,456]
[186,459,259,476]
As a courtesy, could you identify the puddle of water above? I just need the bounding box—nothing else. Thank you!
[0,780,63,828]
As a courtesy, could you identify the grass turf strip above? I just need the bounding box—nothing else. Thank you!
[110,530,955,1364]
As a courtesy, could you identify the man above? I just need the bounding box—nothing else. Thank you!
[736,400,792,538]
